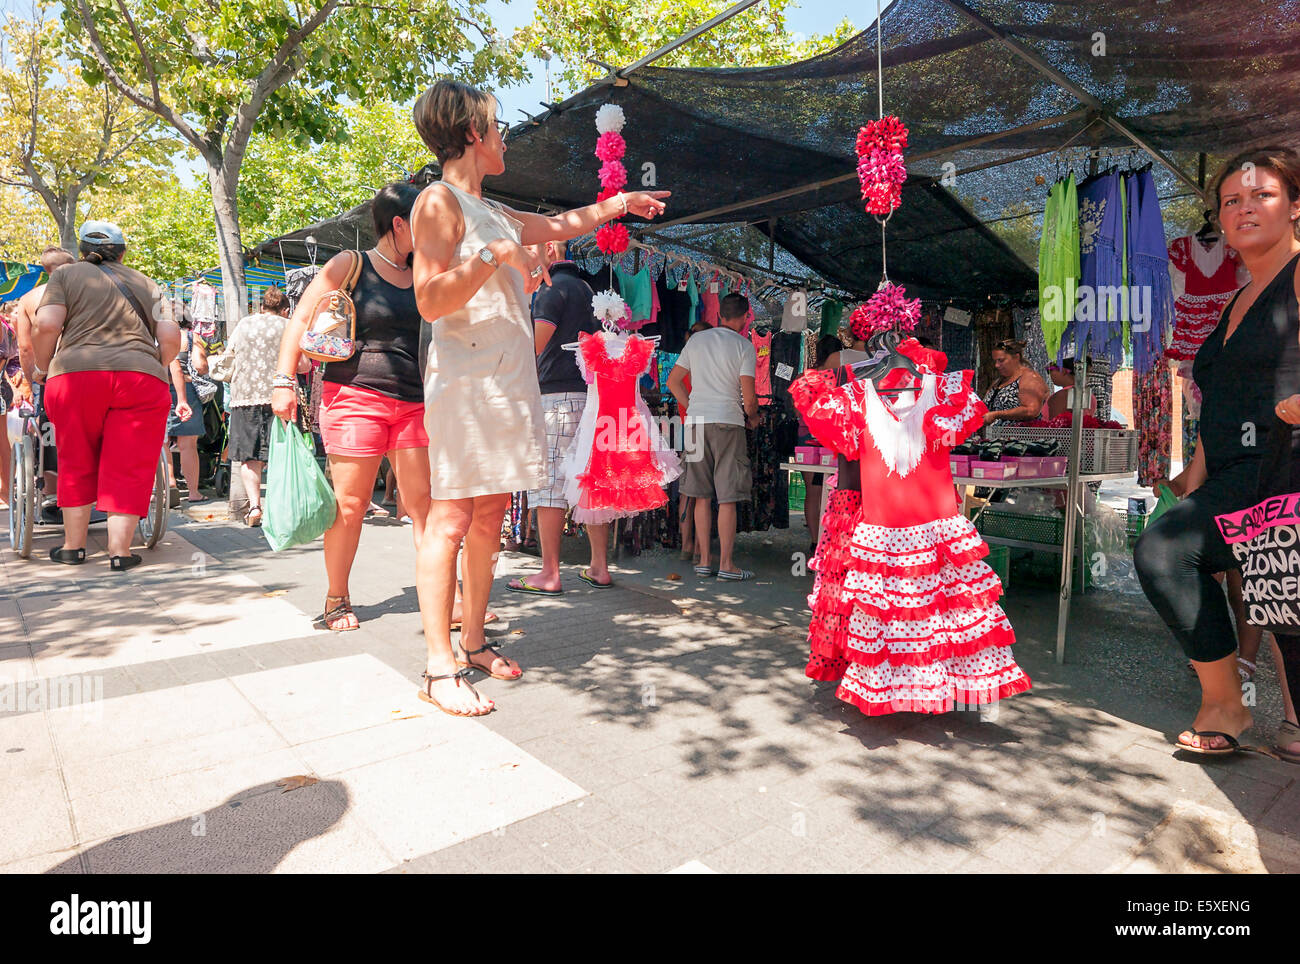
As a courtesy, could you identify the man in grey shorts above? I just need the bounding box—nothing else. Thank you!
[667,292,758,581]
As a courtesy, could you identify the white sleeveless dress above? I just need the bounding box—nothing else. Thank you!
[422,182,547,498]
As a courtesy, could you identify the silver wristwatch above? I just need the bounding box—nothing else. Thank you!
[478,246,499,268]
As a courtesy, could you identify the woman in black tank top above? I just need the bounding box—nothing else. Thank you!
[272,183,486,634]
[1135,147,1300,762]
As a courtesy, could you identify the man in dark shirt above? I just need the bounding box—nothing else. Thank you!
[509,241,613,595]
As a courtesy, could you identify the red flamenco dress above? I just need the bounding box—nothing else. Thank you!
[561,331,681,524]
[793,341,1031,715]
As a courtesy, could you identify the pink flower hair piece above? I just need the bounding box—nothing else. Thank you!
[850,282,921,339]
[595,131,626,162]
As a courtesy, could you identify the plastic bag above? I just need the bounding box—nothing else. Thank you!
[1147,483,1179,526]
[264,418,336,551]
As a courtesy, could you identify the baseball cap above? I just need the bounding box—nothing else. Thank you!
[78,220,126,245]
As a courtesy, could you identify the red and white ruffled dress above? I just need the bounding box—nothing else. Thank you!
[561,331,681,524]
[793,342,1031,716]
[1164,235,1248,363]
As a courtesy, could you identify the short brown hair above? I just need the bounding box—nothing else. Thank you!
[261,286,290,314]
[40,246,75,274]
[412,80,495,165]
[720,292,749,321]
[1213,146,1300,240]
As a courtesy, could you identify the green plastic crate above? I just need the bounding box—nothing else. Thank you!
[986,544,1010,590]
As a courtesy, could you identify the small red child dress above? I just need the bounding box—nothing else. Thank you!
[562,331,681,524]
[1164,235,1248,362]
[795,341,1031,716]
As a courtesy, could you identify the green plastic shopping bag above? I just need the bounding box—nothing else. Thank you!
[264,418,336,551]
[1147,482,1180,526]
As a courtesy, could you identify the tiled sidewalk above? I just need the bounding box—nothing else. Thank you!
[1,512,1296,873]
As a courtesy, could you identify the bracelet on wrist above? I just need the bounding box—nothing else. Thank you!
[618,192,628,216]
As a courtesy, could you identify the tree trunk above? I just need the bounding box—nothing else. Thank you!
[206,163,247,342]
[58,184,86,255]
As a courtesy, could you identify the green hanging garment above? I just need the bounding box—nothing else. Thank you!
[819,298,844,337]
[1038,174,1080,361]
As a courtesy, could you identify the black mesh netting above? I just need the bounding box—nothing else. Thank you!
[258,0,1300,299]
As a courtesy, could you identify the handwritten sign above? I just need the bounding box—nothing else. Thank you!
[1218,492,1300,631]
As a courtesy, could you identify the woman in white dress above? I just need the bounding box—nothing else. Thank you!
[409,80,668,716]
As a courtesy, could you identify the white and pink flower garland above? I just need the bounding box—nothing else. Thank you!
[851,115,920,336]
[594,103,630,255]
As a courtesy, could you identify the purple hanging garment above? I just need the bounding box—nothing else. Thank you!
[1126,168,1175,375]
[1076,171,1126,367]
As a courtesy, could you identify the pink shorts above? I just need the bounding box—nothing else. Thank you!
[318,382,428,457]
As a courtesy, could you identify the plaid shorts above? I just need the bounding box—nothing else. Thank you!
[527,392,587,509]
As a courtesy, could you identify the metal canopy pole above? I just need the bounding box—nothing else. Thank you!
[935,0,1205,201]
[650,109,1096,230]
[1056,344,1088,664]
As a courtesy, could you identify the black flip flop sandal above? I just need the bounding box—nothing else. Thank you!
[506,577,562,596]
[1176,729,1242,756]
[578,568,613,589]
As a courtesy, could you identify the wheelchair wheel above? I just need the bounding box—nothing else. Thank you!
[138,450,169,549]
[9,435,35,558]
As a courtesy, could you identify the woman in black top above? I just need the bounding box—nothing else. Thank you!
[981,338,1047,426]
[1136,147,1300,762]
[272,182,434,632]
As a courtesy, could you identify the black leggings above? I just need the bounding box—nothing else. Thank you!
[1135,471,1300,714]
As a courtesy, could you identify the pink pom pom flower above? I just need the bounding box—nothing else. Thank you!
[598,160,627,192]
[595,131,626,162]
[596,222,630,255]
[849,282,921,339]
[856,115,908,217]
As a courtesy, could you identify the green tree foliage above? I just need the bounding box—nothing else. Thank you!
[237,100,433,247]
[0,10,175,252]
[62,0,527,324]
[517,0,857,96]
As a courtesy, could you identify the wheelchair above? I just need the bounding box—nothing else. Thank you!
[7,403,169,558]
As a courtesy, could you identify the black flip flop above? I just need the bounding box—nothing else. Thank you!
[506,577,562,596]
[1176,729,1242,756]
[578,568,613,589]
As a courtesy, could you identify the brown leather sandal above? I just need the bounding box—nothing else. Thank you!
[456,640,523,681]
[418,668,492,717]
[314,595,358,632]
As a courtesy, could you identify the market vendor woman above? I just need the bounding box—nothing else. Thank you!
[982,338,1048,426]
[1135,146,1300,763]
[407,80,668,717]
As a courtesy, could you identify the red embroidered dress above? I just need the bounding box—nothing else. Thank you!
[1165,235,1247,362]
[562,331,681,524]
[793,343,1031,716]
